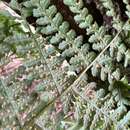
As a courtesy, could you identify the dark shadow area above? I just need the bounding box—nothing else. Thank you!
[26,16,37,27]
[51,0,87,41]
[114,0,128,21]
[83,0,103,26]
[3,0,10,2]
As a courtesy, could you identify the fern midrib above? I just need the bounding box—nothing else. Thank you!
[21,2,122,127]
[20,8,61,96]
[72,86,119,127]
[37,1,93,65]
[64,0,115,51]
[2,1,128,129]
[22,29,121,129]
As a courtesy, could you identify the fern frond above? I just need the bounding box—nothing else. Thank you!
[123,0,130,18]
[1,0,130,130]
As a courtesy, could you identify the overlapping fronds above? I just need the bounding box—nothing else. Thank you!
[1,0,130,129]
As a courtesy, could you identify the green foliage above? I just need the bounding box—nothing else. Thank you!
[22,0,97,73]
[123,0,130,18]
[1,0,130,130]
[0,12,32,59]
